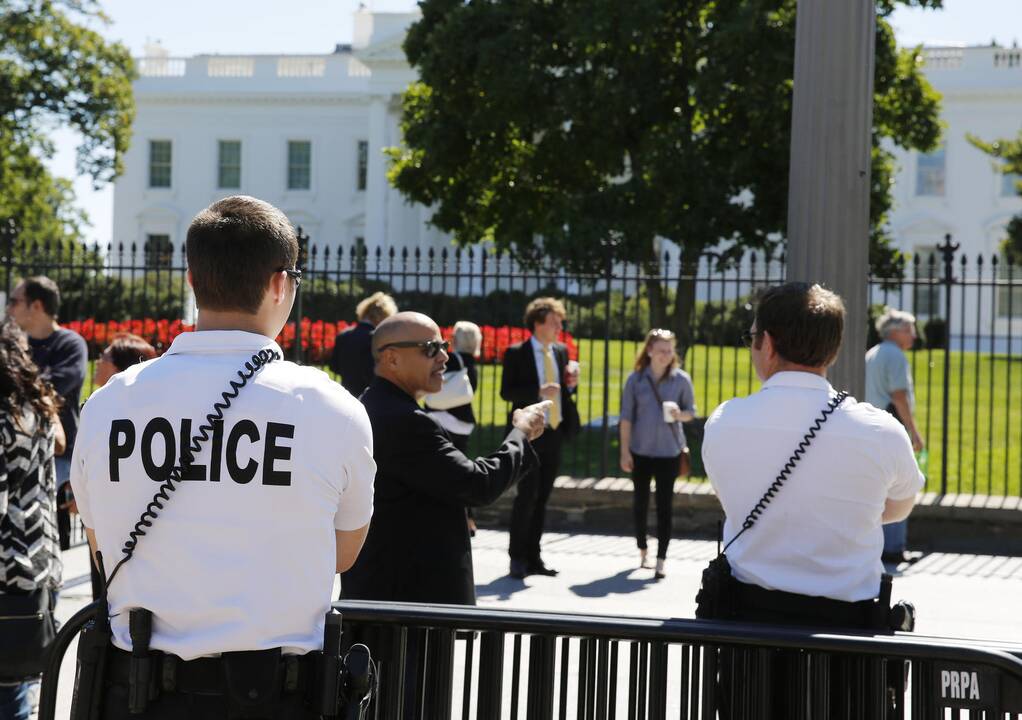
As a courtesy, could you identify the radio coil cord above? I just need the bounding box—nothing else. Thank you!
[722,390,848,555]
[105,347,281,588]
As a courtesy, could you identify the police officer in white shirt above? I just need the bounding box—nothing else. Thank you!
[70,195,376,719]
[701,283,923,717]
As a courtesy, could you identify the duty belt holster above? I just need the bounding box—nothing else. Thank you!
[222,648,283,720]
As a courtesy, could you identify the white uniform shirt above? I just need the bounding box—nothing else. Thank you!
[702,371,924,602]
[71,331,375,660]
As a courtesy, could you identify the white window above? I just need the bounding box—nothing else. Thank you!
[218,140,241,189]
[357,140,368,191]
[288,140,311,190]
[915,147,945,197]
[149,140,172,188]
[1002,170,1021,198]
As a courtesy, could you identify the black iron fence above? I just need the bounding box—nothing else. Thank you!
[2,223,1020,496]
[339,600,1022,719]
[39,599,1022,719]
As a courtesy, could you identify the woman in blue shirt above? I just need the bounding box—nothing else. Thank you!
[619,329,696,578]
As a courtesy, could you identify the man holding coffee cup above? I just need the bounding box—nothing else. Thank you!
[501,297,581,579]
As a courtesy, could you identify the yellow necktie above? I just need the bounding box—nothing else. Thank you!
[543,344,561,430]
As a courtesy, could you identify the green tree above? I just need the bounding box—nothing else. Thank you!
[968,131,1022,258]
[0,0,136,250]
[387,0,942,351]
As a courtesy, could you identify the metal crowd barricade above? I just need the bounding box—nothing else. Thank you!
[334,600,1022,720]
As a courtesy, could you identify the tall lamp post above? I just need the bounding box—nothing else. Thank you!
[786,0,876,398]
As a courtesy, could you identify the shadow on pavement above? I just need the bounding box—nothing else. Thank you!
[476,574,529,601]
[569,568,658,598]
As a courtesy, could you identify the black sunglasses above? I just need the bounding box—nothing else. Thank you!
[741,331,761,348]
[277,267,302,287]
[377,339,450,358]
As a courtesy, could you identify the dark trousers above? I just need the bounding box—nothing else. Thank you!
[57,506,71,551]
[508,427,563,563]
[631,453,679,559]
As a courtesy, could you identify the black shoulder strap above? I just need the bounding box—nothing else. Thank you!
[721,391,849,555]
[644,372,685,453]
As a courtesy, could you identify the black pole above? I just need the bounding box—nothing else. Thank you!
[600,238,616,478]
[938,233,959,495]
[294,226,309,364]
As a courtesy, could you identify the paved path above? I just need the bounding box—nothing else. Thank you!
[44,529,1022,717]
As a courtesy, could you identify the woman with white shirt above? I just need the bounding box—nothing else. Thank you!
[619,329,696,578]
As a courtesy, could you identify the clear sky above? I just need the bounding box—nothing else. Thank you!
[47,0,1022,245]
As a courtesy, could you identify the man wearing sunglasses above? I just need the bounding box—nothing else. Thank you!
[342,311,549,606]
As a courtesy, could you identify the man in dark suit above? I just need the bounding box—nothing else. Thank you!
[342,311,548,605]
[501,297,580,579]
[329,291,397,397]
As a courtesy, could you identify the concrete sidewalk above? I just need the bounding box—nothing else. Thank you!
[476,476,1022,555]
[43,528,1022,717]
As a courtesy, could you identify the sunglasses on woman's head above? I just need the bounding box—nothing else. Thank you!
[377,339,450,358]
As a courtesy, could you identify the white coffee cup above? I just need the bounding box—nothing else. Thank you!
[662,401,680,423]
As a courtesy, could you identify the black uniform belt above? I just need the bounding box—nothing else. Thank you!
[732,579,878,630]
[107,646,320,695]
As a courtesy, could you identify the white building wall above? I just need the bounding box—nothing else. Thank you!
[112,10,424,258]
[887,46,1022,348]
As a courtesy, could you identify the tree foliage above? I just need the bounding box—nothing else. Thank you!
[968,131,1022,258]
[387,0,944,345]
[0,0,135,248]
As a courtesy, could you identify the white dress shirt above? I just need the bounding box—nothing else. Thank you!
[703,371,924,602]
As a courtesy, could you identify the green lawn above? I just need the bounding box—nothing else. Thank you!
[85,341,1022,495]
[448,342,1022,496]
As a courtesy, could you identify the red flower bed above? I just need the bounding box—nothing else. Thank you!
[61,318,578,365]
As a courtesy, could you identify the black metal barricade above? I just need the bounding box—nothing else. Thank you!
[334,600,1022,720]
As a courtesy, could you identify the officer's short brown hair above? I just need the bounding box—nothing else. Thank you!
[523,297,567,332]
[186,196,298,314]
[754,283,844,368]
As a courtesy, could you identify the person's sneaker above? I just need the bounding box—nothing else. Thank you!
[655,558,666,579]
[640,549,652,569]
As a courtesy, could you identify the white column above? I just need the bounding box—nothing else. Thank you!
[365,96,388,249]
[786,0,876,397]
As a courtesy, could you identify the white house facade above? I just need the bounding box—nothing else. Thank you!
[113,17,1022,339]
[112,10,443,261]
[886,45,1022,343]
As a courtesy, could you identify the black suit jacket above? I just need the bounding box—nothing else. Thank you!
[341,377,537,605]
[329,322,375,398]
[500,340,580,438]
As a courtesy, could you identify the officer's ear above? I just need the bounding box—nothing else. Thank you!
[186,269,194,290]
[268,270,289,305]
